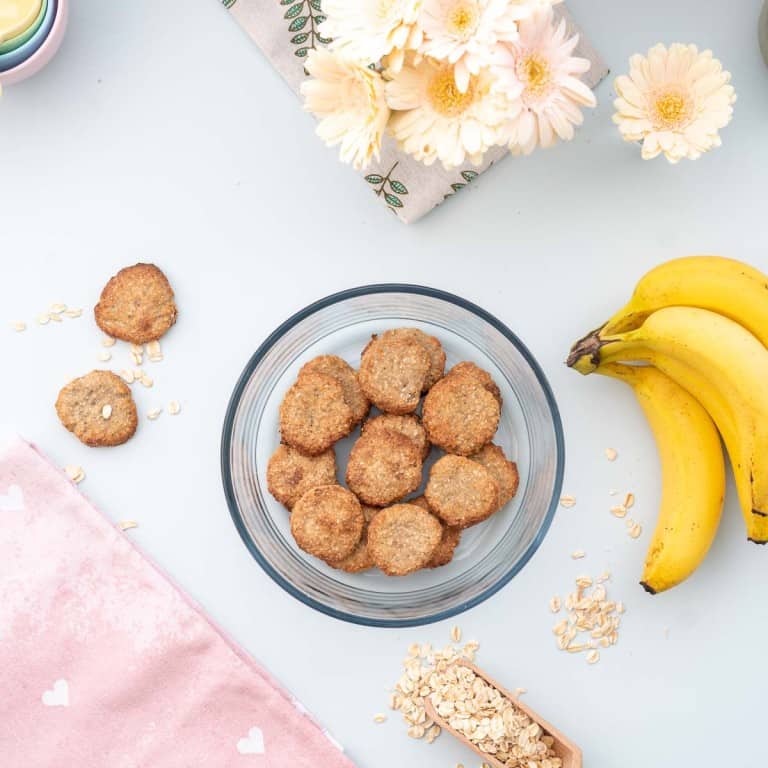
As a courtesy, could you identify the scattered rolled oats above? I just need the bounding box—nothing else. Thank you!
[559,495,576,508]
[610,505,627,518]
[11,321,26,332]
[120,369,135,384]
[629,523,642,539]
[118,520,138,531]
[140,374,154,388]
[608,489,618,496]
[596,571,611,583]
[63,308,83,318]
[373,714,387,723]
[450,625,462,643]
[586,650,600,665]
[513,687,527,697]
[64,464,85,484]
[147,340,163,362]
[101,336,116,347]
[605,448,618,461]
[571,550,585,560]
[147,408,162,420]
[624,492,635,509]
[549,596,561,613]
[168,400,181,415]
[48,312,63,323]
[36,313,50,325]
[49,303,67,314]
[101,404,112,419]
[97,350,112,362]
[389,641,561,768]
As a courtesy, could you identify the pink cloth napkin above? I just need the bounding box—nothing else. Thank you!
[0,437,356,768]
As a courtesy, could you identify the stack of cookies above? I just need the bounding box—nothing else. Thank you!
[268,328,519,577]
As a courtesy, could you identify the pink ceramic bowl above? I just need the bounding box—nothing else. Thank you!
[0,0,68,87]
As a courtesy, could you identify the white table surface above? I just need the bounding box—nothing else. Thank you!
[2,1,767,765]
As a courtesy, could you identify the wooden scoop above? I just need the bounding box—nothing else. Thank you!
[424,659,582,768]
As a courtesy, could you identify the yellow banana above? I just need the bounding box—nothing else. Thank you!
[568,306,768,543]
[574,256,768,346]
[596,363,725,593]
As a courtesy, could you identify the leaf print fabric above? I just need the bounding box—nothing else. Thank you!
[221,0,607,222]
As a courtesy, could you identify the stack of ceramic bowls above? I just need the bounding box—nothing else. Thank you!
[0,0,68,86]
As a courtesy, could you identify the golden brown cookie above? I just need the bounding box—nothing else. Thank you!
[469,443,519,509]
[380,328,446,391]
[449,361,502,406]
[299,355,369,425]
[55,370,138,447]
[290,485,364,563]
[279,372,355,455]
[330,505,380,573]
[266,444,337,510]
[425,455,500,528]
[362,413,430,460]
[346,429,423,506]
[422,372,500,455]
[359,335,430,414]
[367,503,443,576]
[94,263,177,344]
[409,496,461,568]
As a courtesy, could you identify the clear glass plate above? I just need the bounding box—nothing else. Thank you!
[221,285,564,627]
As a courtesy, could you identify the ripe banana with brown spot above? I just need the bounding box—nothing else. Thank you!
[568,306,768,543]
[596,363,725,593]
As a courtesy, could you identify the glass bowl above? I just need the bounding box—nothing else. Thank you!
[221,285,564,627]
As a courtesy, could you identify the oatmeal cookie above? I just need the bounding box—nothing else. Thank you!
[367,503,443,576]
[55,370,138,447]
[425,455,500,528]
[380,328,446,391]
[299,355,369,424]
[266,444,337,510]
[469,443,519,509]
[362,413,430,460]
[330,505,380,574]
[346,429,423,506]
[94,263,177,344]
[290,485,364,563]
[279,372,355,455]
[422,372,500,455]
[409,496,462,568]
[449,361,502,406]
[359,335,430,414]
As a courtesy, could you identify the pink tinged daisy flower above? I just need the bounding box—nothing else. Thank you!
[613,43,736,163]
[418,0,521,92]
[493,7,596,155]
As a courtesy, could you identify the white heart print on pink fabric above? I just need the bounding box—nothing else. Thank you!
[0,483,23,511]
[42,679,69,707]
[236,726,265,755]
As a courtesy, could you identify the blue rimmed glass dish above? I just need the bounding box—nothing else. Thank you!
[221,285,564,627]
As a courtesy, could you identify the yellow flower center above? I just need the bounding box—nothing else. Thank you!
[518,53,552,102]
[428,67,476,117]
[651,87,693,129]
[447,2,479,39]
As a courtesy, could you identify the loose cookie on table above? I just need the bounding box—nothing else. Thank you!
[422,368,501,456]
[266,444,337,510]
[362,413,430,460]
[410,496,462,568]
[346,429,423,506]
[359,335,430,414]
[290,485,364,564]
[379,328,446,391]
[94,263,177,344]
[55,370,138,447]
[299,355,369,425]
[279,371,354,455]
[469,443,519,509]
[367,503,443,576]
[330,505,380,574]
[425,455,500,528]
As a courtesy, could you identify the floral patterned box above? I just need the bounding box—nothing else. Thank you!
[221,0,607,223]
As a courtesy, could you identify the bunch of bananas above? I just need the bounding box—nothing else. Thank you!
[567,256,768,594]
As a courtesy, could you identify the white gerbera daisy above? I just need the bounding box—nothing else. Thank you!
[386,56,519,169]
[320,0,423,64]
[301,49,390,170]
[418,0,520,92]
[494,7,596,155]
[613,43,736,163]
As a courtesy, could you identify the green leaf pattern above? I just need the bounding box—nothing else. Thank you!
[279,0,326,61]
[444,168,480,199]
[222,0,237,8]
[366,163,409,212]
